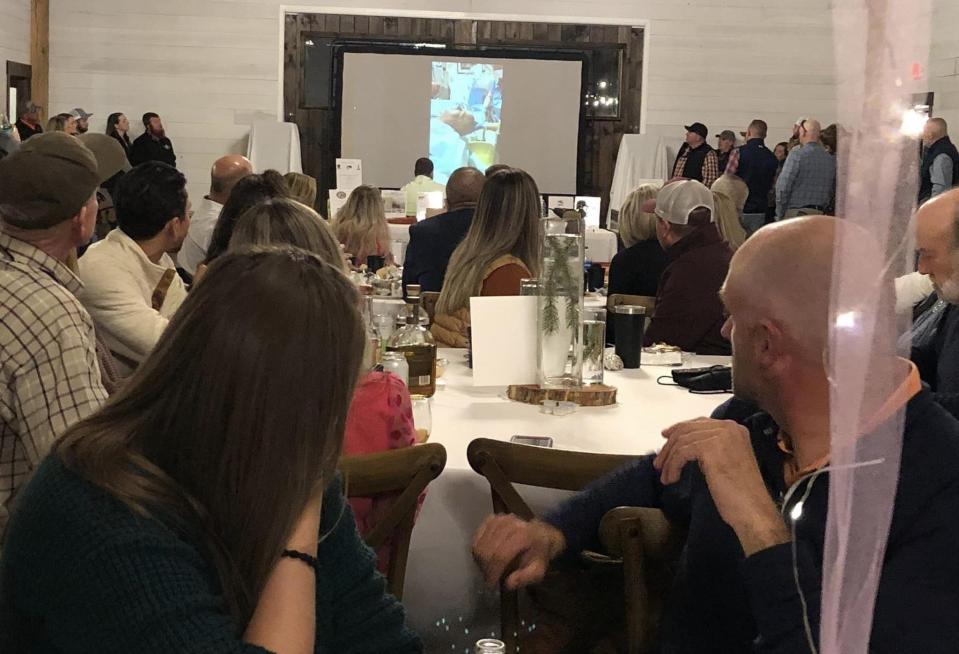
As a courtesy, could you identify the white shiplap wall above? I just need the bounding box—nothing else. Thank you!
[930,0,959,128]
[1,0,31,118]
[49,0,840,201]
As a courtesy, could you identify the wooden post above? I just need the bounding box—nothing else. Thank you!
[30,0,49,122]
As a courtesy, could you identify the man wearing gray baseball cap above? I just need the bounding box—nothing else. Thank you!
[0,132,108,534]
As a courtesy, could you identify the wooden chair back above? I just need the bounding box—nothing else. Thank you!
[467,438,634,652]
[340,443,447,600]
[592,507,686,653]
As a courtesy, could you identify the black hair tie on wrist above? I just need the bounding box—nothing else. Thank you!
[282,549,320,572]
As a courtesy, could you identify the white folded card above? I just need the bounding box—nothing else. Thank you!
[469,296,538,387]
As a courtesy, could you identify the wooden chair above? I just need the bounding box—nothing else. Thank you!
[421,291,440,326]
[607,293,657,317]
[339,443,447,600]
[584,507,686,654]
[466,438,634,653]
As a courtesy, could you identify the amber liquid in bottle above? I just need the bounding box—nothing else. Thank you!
[387,284,437,397]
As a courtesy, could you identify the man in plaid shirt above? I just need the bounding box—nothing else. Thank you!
[671,122,721,188]
[0,133,108,533]
[775,119,836,219]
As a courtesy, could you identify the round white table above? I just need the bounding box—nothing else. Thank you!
[402,348,730,649]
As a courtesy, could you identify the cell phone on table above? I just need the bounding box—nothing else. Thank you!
[510,435,554,448]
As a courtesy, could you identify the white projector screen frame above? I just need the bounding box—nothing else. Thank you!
[336,46,586,194]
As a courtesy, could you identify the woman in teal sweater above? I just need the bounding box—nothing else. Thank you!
[0,248,422,654]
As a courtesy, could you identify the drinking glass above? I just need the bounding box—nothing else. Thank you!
[411,395,432,443]
[372,313,396,347]
[582,307,606,385]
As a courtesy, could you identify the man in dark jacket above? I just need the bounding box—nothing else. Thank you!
[473,216,959,654]
[14,101,43,142]
[671,123,720,187]
[640,180,732,354]
[402,166,486,293]
[737,119,779,234]
[918,118,959,203]
[912,188,959,418]
[129,112,176,168]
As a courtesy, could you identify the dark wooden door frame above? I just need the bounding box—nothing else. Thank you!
[5,61,32,120]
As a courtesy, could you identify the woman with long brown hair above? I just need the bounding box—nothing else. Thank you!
[431,167,543,347]
[331,184,393,266]
[0,248,422,653]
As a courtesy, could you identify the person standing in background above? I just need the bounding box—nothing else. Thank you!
[715,130,737,174]
[918,118,959,204]
[671,123,720,188]
[14,101,43,142]
[736,119,778,234]
[70,108,93,135]
[130,112,176,168]
[775,119,836,219]
[106,113,132,161]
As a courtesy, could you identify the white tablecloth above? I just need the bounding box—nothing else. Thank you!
[388,224,619,264]
[246,120,302,174]
[607,134,685,222]
[402,348,731,649]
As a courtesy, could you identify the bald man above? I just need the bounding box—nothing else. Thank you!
[911,189,959,417]
[919,118,959,203]
[402,166,486,293]
[178,154,253,275]
[472,216,959,653]
[775,118,836,219]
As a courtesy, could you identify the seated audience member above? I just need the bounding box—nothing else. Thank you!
[14,100,43,142]
[0,248,422,653]
[78,162,190,375]
[203,169,290,266]
[47,112,78,136]
[227,198,418,572]
[400,157,446,217]
[607,184,668,298]
[911,189,959,417]
[284,171,318,208]
[70,108,93,135]
[78,133,132,241]
[129,112,176,168]
[895,270,935,314]
[105,112,132,161]
[735,119,778,234]
[402,166,486,293]
[474,216,959,653]
[711,190,748,251]
[332,185,394,266]
[431,168,542,347]
[178,155,254,275]
[641,180,732,354]
[0,132,108,534]
[485,163,511,178]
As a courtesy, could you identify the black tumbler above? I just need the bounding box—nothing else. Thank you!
[614,305,647,368]
[366,255,386,273]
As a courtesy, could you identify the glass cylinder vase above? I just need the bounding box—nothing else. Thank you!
[537,211,585,388]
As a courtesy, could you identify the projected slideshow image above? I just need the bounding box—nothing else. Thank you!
[429,61,503,183]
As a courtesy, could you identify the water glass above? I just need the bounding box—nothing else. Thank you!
[411,395,432,443]
[582,308,606,385]
[372,313,396,346]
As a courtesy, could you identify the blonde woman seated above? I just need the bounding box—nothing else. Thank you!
[431,168,543,347]
[284,172,318,208]
[608,184,669,298]
[227,198,418,573]
[332,184,394,267]
[711,174,749,250]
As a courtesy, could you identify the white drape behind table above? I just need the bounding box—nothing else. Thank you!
[246,120,302,174]
[388,224,619,263]
[608,134,685,221]
[402,348,730,650]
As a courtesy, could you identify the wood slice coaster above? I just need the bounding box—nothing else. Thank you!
[507,384,617,407]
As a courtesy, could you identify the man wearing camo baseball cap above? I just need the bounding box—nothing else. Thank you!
[641,179,733,355]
